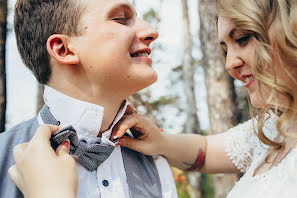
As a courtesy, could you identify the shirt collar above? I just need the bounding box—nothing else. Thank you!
[42,85,128,140]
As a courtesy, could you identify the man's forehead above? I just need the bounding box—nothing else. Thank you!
[92,0,135,12]
[82,0,136,18]
[105,0,136,15]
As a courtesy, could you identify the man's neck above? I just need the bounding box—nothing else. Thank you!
[98,99,126,135]
[47,83,126,135]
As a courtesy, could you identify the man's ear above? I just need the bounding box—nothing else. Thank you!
[46,34,79,65]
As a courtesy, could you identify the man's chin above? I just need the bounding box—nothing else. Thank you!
[130,78,158,94]
[145,73,158,87]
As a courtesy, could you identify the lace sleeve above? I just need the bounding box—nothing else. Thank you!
[223,119,259,173]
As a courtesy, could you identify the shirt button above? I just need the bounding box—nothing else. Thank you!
[102,180,109,187]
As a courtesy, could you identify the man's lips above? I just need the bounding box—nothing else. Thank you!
[130,48,152,65]
[131,56,152,65]
[130,48,151,57]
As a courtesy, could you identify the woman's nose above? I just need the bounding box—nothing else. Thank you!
[134,17,159,46]
[225,50,244,72]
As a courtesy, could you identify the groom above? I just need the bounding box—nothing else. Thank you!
[0,0,176,197]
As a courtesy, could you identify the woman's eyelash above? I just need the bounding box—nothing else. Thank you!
[236,34,251,46]
[223,49,228,57]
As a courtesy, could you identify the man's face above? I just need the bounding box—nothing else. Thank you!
[70,0,158,97]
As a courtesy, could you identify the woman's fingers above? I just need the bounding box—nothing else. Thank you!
[125,103,137,115]
[30,124,60,144]
[56,140,70,156]
[13,143,28,164]
[117,137,145,154]
[8,165,20,189]
[56,140,77,171]
[111,113,144,140]
[111,103,137,140]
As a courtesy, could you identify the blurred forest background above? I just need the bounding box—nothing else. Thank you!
[0,0,250,197]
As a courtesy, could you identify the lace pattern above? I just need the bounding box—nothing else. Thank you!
[224,119,256,173]
[223,115,276,173]
[224,114,297,197]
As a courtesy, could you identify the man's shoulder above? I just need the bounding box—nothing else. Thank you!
[0,117,38,149]
[0,118,37,198]
[1,117,38,134]
[0,117,39,170]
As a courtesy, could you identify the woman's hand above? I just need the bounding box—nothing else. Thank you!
[111,104,166,156]
[111,104,238,173]
[8,124,78,198]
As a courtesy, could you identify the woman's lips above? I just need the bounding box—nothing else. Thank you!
[244,78,255,88]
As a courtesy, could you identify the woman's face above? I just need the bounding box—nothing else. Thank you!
[217,16,267,108]
[218,16,297,109]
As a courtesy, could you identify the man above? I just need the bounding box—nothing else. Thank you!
[0,0,177,197]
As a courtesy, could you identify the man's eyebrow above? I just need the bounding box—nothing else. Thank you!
[107,3,136,17]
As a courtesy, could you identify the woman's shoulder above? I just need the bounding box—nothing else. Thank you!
[225,112,277,140]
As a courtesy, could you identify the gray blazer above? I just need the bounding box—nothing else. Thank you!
[0,118,39,198]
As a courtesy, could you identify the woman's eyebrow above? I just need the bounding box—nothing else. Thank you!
[219,28,237,44]
[229,29,236,39]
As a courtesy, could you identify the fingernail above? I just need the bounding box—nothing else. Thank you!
[61,139,70,150]
[158,128,164,133]
[115,141,123,146]
[113,131,119,139]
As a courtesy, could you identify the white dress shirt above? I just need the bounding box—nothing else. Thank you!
[37,85,177,198]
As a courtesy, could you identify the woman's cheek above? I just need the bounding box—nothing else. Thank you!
[228,70,239,81]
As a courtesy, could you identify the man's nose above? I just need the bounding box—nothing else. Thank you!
[225,49,244,72]
[134,17,159,46]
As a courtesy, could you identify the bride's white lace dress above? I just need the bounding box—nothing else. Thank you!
[224,116,297,198]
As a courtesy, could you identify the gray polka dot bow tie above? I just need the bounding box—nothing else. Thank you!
[50,126,115,171]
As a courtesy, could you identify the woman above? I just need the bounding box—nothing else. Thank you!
[112,0,297,197]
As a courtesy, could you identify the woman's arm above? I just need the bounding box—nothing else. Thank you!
[160,133,239,173]
[112,110,239,174]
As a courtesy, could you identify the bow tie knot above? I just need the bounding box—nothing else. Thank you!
[50,126,115,171]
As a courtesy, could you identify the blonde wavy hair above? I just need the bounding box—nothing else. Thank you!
[214,0,297,154]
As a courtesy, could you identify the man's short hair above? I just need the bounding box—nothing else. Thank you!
[14,0,85,84]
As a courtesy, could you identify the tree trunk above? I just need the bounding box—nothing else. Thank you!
[198,1,240,197]
[181,0,202,197]
[182,0,201,135]
[36,83,44,113]
[0,0,7,132]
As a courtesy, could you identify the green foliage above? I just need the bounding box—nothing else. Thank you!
[172,64,183,73]
[175,177,191,198]
[236,86,250,123]
[194,59,202,67]
[142,8,157,23]
[171,64,184,84]
[201,130,209,136]
[200,174,214,198]
[177,188,191,198]
[150,96,178,109]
